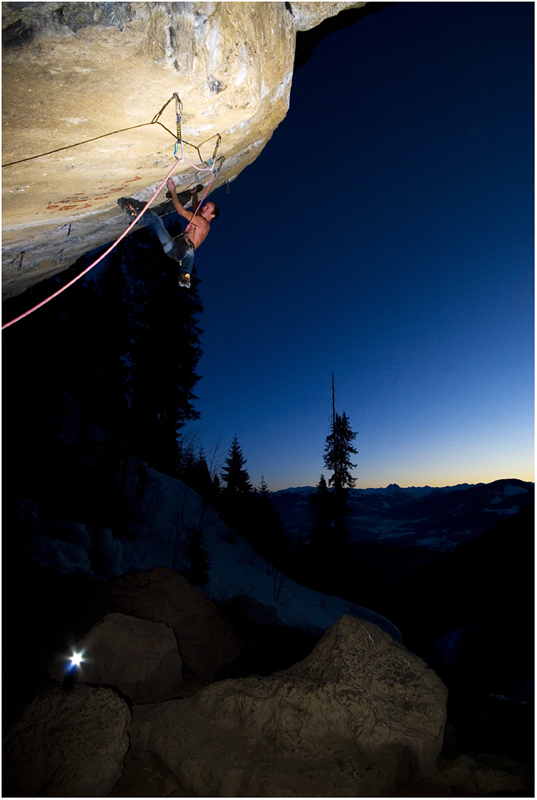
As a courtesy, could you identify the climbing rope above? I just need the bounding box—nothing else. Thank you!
[2,97,224,329]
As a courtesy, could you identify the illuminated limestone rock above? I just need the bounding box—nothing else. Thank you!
[130,614,448,796]
[287,1,366,30]
[48,612,184,704]
[3,685,130,797]
[2,1,365,299]
[95,565,242,681]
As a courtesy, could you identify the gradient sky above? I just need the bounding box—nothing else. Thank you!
[180,1,534,491]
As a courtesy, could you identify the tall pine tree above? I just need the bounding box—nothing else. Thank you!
[324,410,358,540]
[219,435,253,530]
[220,435,253,495]
[307,377,359,591]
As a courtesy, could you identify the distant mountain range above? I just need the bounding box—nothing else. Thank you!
[270,479,534,552]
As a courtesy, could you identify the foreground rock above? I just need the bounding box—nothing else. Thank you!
[3,686,130,797]
[48,612,184,704]
[131,615,448,796]
[109,748,191,797]
[95,566,242,681]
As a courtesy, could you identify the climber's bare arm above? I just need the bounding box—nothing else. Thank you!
[166,179,193,221]
[190,186,199,214]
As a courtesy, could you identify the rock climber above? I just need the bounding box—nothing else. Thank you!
[117,180,219,288]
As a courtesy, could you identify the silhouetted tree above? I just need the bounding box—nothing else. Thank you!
[309,474,333,553]
[180,447,219,506]
[219,435,253,531]
[250,476,290,567]
[304,376,359,592]
[220,435,252,495]
[324,411,358,541]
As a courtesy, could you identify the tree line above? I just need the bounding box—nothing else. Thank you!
[183,398,358,593]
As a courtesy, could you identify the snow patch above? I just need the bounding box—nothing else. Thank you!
[484,506,520,515]
[415,536,458,551]
[503,485,529,497]
[119,468,402,643]
[28,535,93,577]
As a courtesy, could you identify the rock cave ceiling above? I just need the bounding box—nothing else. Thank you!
[2,2,392,300]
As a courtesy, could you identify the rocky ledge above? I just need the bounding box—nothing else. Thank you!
[2,1,366,298]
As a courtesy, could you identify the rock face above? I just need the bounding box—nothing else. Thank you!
[108,747,192,798]
[2,1,365,299]
[95,565,243,680]
[130,615,448,796]
[49,612,185,704]
[3,685,130,797]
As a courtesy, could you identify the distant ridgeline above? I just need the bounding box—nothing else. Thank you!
[270,479,534,552]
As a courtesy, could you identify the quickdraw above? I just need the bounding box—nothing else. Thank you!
[173,93,184,161]
[2,96,225,328]
[207,134,221,167]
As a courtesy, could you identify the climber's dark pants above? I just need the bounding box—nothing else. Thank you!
[144,211,195,273]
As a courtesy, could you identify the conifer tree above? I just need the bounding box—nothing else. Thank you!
[251,476,289,566]
[309,474,333,552]
[306,378,359,591]
[324,409,358,540]
[220,435,252,496]
[219,435,252,530]
[180,448,219,505]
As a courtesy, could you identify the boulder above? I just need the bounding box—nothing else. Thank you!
[95,566,242,680]
[108,747,192,797]
[130,614,448,796]
[49,612,184,704]
[3,685,130,797]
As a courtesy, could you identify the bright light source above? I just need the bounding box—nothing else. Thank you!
[68,651,84,669]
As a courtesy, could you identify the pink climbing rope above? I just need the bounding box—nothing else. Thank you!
[2,157,218,330]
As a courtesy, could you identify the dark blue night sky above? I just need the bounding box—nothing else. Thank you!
[180,2,533,491]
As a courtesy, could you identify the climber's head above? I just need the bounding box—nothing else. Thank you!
[201,201,219,221]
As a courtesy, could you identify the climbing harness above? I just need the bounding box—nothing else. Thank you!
[2,97,224,329]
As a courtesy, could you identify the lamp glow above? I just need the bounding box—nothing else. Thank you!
[68,651,84,669]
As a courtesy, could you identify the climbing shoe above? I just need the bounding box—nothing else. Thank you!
[178,272,191,289]
[117,196,144,220]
